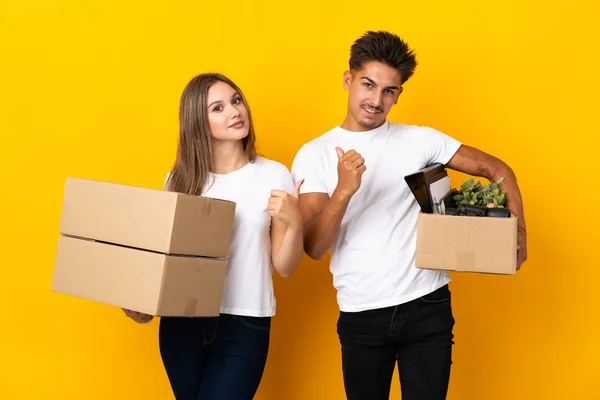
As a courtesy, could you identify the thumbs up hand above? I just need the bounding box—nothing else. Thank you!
[335,147,366,199]
[268,179,304,228]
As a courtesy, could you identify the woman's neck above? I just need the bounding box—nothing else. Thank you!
[211,140,248,174]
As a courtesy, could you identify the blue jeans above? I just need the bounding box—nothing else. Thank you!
[337,284,455,400]
[158,313,271,400]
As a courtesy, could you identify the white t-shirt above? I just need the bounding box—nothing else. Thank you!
[167,157,294,317]
[291,121,462,312]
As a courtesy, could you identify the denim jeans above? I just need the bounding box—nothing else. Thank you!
[158,313,270,400]
[337,284,455,400]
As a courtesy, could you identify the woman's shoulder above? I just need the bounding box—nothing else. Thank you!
[253,156,290,174]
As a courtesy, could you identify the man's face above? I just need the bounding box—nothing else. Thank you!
[344,61,403,131]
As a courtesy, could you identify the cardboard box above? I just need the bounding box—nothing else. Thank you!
[52,177,236,316]
[415,212,518,275]
[59,177,236,258]
[53,236,227,316]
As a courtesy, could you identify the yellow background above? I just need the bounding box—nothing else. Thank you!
[1,1,599,399]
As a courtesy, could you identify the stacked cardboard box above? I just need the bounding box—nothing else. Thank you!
[52,178,236,316]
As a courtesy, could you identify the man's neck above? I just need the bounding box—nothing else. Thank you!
[340,114,385,132]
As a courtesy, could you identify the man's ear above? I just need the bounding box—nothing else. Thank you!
[343,70,352,90]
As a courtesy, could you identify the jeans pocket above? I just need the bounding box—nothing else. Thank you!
[234,315,271,331]
[420,285,451,303]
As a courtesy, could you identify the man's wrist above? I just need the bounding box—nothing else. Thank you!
[332,187,353,203]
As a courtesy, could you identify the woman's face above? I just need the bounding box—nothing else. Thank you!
[206,80,249,142]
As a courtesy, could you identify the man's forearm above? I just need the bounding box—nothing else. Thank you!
[484,158,526,229]
[448,145,527,230]
[304,189,351,260]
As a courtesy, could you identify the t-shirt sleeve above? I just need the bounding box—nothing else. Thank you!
[291,143,328,195]
[278,165,295,193]
[419,126,462,165]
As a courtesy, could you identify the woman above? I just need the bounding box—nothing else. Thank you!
[124,73,304,399]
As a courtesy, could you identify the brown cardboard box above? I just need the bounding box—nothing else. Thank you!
[52,177,236,316]
[415,212,518,275]
[59,177,236,258]
[53,236,227,316]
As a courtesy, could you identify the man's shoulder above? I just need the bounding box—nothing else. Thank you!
[303,126,340,147]
[293,127,339,161]
[388,121,429,134]
[388,121,452,136]
[387,122,459,147]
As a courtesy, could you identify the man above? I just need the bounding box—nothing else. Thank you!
[291,31,527,400]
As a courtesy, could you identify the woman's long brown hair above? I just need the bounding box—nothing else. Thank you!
[165,73,257,195]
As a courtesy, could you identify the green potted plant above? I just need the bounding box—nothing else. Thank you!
[451,177,506,208]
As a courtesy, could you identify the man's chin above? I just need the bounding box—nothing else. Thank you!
[359,118,383,130]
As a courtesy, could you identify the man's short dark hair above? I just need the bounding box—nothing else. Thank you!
[349,31,417,84]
